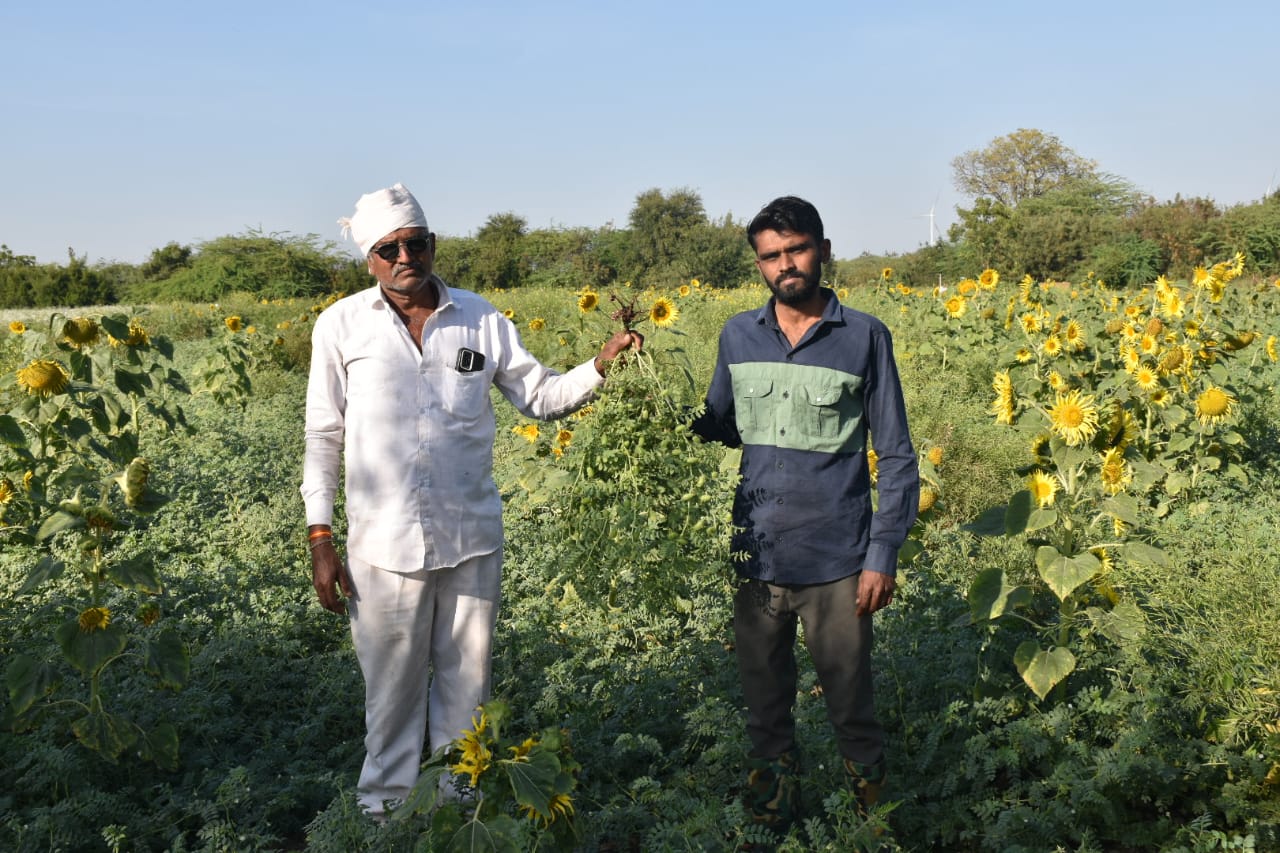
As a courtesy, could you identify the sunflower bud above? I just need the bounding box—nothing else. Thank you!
[115,457,151,507]
[918,486,938,513]
[1221,331,1256,351]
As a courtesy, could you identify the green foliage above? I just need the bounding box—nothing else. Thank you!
[123,230,349,303]
[952,128,1101,208]
[3,277,1279,852]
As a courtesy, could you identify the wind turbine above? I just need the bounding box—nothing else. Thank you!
[915,193,941,245]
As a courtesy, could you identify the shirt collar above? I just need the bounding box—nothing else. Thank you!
[369,274,455,313]
[754,286,844,328]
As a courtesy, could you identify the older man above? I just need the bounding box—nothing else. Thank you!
[302,183,638,816]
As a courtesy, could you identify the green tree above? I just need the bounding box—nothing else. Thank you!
[139,242,194,281]
[473,212,529,290]
[628,188,707,273]
[952,128,1100,208]
[123,231,345,302]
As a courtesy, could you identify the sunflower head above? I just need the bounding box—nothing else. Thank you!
[979,268,1000,289]
[224,316,243,333]
[944,295,966,318]
[918,485,939,513]
[649,296,678,327]
[1027,470,1058,508]
[1098,447,1132,495]
[1046,389,1100,447]
[926,446,944,466]
[0,477,15,505]
[62,317,100,346]
[577,290,599,313]
[527,317,546,331]
[8,320,27,334]
[1194,386,1236,426]
[16,359,70,396]
[78,607,111,633]
[881,267,894,281]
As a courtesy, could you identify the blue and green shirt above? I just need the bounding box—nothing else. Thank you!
[693,288,918,584]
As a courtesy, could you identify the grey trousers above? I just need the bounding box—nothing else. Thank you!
[733,573,884,766]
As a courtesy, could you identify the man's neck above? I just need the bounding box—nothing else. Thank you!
[380,276,440,316]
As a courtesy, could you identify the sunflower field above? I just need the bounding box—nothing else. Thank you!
[1,265,1279,852]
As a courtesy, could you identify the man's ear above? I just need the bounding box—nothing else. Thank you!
[820,238,832,263]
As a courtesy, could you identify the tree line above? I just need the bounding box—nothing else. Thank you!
[3,129,1278,310]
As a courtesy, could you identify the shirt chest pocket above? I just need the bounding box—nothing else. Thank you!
[442,368,491,422]
[798,378,863,444]
[736,379,774,434]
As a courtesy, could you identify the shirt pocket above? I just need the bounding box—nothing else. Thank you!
[735,379,774,435]
[442,368,491,422]
[797,380,845,439]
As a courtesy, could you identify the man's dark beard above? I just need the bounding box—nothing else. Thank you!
[768,270,821,306]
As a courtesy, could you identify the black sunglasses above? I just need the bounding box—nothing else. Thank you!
[371,237,431,261]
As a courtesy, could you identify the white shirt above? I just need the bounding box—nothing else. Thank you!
[301,277,602,572]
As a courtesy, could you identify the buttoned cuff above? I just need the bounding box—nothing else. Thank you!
[863,542,899,577]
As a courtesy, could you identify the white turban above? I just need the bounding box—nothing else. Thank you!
[338,182,429,256]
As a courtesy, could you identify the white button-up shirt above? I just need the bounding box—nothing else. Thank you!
[301,277,602,572]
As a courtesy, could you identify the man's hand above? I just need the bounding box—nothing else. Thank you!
[856,570,896,616]
[312,540,354,615]
[595,329,644,374]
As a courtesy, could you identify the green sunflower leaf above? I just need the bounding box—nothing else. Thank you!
[1014,641,1076,701]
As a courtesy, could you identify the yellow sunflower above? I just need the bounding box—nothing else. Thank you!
[502,308,515,320]
[78,606,111,633]
[1133,364,1160,392]
[62,317,100,346]
[867,448,879,484]
[649,296,679,327]
[521,791,575,827]
[1027,470,1058,508]
[1119,345,1141,373]
[1267,335,1277,363]
[555,428,572,447]
[107,319,150,347]
[1098,447,1132,495]
[979,268,1000,289]
[7,320,25,334]
[1015,347,1034,364]
[918,486,939,513]
[450,717,493,788]
[1047,370,1066,392]
[926,446,944,466]
[528,317,546,331]
[512,423,540,443]
[1149,388,1170,408]
[881,267,894,281]
[1042,335,1063,358]
[678,284,692,297]
[957,278,978,296]
[577,290,599,313]
[944,295,967,318]
[1194,386,1235,426]
[16,359,70,396]
[989,371,1016,425]
[0,477,14,505]
[1046,389,1101,446]
[1064,319,1086,351]
[1020,313,1042,334]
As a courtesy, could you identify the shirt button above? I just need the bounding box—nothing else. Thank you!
[782,391,789,399]
[777,497,784,504]
[779,428,786,436]
[776,461,783,469]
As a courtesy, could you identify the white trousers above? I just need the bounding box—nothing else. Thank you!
[347,550,502,815]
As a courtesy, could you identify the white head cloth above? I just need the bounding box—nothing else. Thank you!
[338,182,429,256]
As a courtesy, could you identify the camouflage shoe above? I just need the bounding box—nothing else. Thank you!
[744,751,801,832]
[843,756,887,815]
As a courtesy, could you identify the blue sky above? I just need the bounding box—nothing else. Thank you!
[2,1,1276,268]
